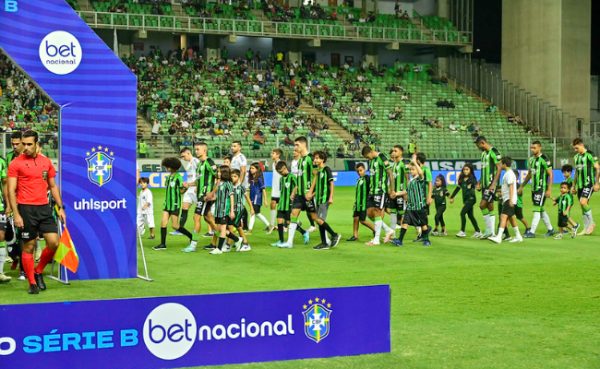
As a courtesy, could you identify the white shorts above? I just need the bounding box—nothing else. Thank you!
[183,187,197,206]
[137,212,155,234]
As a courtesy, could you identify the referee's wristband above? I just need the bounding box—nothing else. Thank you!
[56,205,64,210]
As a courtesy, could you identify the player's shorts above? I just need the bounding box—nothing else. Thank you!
[577,186,594,200]
[229,208,246,228]
[515,205,524,220]
[367,194,387,210]
[292,195,316,213]
[482,188,495,203]
[353,209,367,221]
[4,216,16,245]
[317,204,329,220]
[194,199,214,216]
[277,210,291,222]
[252,204,262,214]
[214,216,230,225]
[403,209,428,227]
[558,214,569,228]
[501,201,515,217]
[17,204,58,241]
[531,190,547,207]
[163,207,180,216]
[183,187,197,205]
[271,197,280,204]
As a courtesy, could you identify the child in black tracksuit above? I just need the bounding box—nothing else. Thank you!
[450,163,482,238]
[432,175,450,236]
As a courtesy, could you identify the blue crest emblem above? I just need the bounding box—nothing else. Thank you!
[303,297,332,343]
[86,146,114,187]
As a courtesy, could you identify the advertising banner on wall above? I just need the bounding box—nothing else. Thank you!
[0,285,391,369]
[0,0,137,279]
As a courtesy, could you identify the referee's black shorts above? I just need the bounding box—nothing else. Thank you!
[18,204,58,241]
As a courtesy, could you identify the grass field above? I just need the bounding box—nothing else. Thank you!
[3,185,600,369]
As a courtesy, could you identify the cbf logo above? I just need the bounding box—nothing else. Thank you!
[3,0,18,12]
[86,146,114,187]
[39,31,82,75]
[302,297,332,343]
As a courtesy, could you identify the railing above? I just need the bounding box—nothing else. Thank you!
[447,55,580,140]
[77,11,472,45]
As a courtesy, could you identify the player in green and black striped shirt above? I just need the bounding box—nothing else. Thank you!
[347,163,375,241]
[229,169,252,252]
[571,138,600,235]
[210,166,240,254]
[0,156,10,282]
[393,154,431,247]
[553,181,579,239]
[311,151,338,250]
[153,157,193,251]
[388,145,408,234]
[272,161,308,246]
[4,131,23,271]
[475,136,503,238]
[519,141,555,238]
[362,145,396,246]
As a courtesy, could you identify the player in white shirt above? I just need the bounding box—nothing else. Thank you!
[230,141,248,187]
[173,147,199,234]
[269,148,283,233]
[489,157,523,244]
[137,177,155,239]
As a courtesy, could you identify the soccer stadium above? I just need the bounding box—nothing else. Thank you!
[1,0,600,368]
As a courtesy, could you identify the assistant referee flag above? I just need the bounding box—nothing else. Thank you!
[54,226,79,273]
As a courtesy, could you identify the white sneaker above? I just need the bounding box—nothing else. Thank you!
[456,231,467,238]
[472,231,483,239]
[307,226,316,233]
[209,248,223,255]
[278,242,293,248]
[239,245,252,252]
[18,274,26,281]
[365,240,380,246]
[0,274,11,283]
[488,235,502,244]
[383,230,395,243]
[222,244,231,253]
[509,236,523,243]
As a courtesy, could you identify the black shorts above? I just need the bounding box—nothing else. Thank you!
[163,207,180,216]
[501,201,515,217]
[403,209,428,227]
[515,205,524,220]
[277,210,291,222]
[367,194,387,210]
[271,197,280,204]
[17,204,58,241]
[577,186,594,200]
[558,214,569,228]
[214,216,230,225]
[292,195,316,213]
[531,190,547,207]
[252,204,261,214]
[482,188,495,203]
[228,208,245,228]
[194,199,214,216]
[353,210,367,221]
[386,196,405,212]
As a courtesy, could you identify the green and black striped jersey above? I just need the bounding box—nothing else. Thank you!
[354,175,369,212]
[528,154,552,192]
[278,174,297,212]
[314,166,333,206]
[163,172,184,212]
[297,154,314,196]
[214,181,234,218]
[574,150,598,189]
[406,176,427,211]
[196,158,217,198]
[557,193,573,215]
[0,157,6,212]
[232,184,246,213]
[422,165,433,196]
[480,147,502,188]
[369,153,392,195]
[392,160,407,192]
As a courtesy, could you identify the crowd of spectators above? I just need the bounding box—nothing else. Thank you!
[95,0,171,14]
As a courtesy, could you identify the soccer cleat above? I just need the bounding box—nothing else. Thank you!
[182,245,196,253]
[303,232,310,245]
[384,230,395,243]
[264,226,271,232]
[266,227,275,235]
[488,235,502,244]
[239,244,252,252]
[585,223,596,235]
[152,244,167,251]
[472,231,483,239]
[277,242,293,249]
[523,231,536,238]
[572,224,580,238]
[209,248,223,255]
[313,243,330,250]
[544,229,556,237]
[509,236,523,243]
[222,244,231,253]
[148,235,155,240]
[27,284,40,295]
[365,240,380,246]
[502,233,511,241]
[170,230,183,236]
[391,239,403,247]
[234,238,243,252]
[412,236,424,242]
[441,231,448,236]
[331,234,342,248]
[456,231,467,238]
[270,241,283,247]
[203,232,214,238]
[307,226,316,233]
[423,240,431,247]
[18,272,26,281]
[346,236,358,241]
[34,273,46,291]
[481,230,493,239]
[431,231,439,236]
[0,273,11,283]
[553,233,563,240]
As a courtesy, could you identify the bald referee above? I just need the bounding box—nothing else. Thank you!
[8,130,66,294]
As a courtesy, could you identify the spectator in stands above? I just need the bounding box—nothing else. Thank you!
[448,122,459,133]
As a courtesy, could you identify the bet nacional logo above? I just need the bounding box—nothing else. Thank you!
[143,303,198,361]
[39,30,82,75]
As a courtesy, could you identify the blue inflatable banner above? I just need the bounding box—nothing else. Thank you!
[0,1,137,279]
[0,285,391,368]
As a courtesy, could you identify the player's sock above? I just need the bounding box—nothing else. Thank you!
[270,210,277,227]
[248,214,256,231]
[373,217,383,241]
[398,228,407,242]
[541,210,553,231]
[35,247,56,274]
[530,211,541,233]
[177,227,193,240]
[287,222,298,245]
[180,209,189,228]
[513,226,522,238]
[586,209,593,225]
[390,213,398,230]
[217,237,226,250]
[497,227,505,238]
[297,225,307,234]
[581,206,590,229]
[489,215,496,235]
[277,224,285,242]
[227,232,239,243]
[322,222,336,237]
[319,225,327,244]
[257,214,270,227]
[160,227,167,245]
[481,212,489,233]
[21,252,36,284]
[422,227,430,241]
[0,241,6,274]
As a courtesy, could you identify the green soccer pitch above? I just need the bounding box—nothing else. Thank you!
[2,185,600,369]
